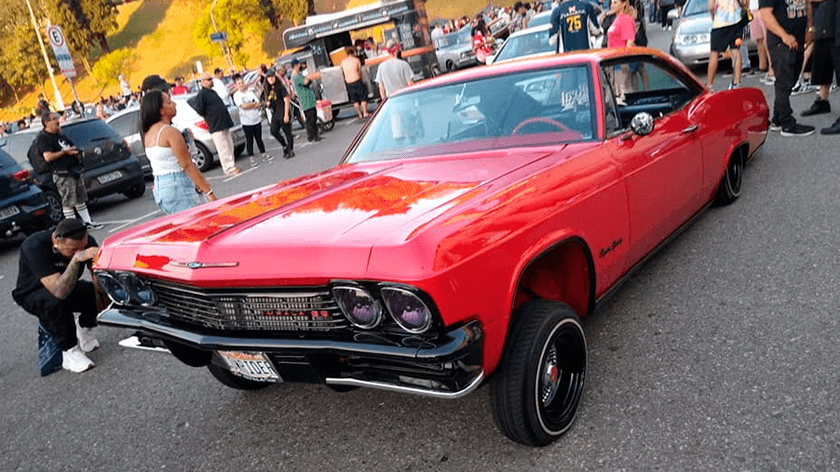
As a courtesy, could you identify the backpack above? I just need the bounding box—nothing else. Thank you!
[27,133,50,175]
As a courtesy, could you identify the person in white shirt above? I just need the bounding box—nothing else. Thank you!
[232,73,271,166]
[212,67,231,105]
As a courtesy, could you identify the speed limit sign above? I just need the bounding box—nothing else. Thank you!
[45,25,76,78]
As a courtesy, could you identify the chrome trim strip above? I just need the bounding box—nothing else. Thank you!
[118,335,171,354]
[325,371,485,400]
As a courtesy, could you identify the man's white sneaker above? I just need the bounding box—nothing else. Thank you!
[77,326,100,353]
[62,345,94,373]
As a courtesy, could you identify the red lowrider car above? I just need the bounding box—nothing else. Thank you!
[93,48,768,446]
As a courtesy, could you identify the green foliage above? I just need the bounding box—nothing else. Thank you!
[91,48,136,85]
[192,0,272,67]
[42,0,118,56]
[0,0,53,94]
[273,0,308,26]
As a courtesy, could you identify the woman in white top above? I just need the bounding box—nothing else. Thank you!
[140,90,218,214]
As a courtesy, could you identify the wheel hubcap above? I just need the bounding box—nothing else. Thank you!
[541,345,561,405]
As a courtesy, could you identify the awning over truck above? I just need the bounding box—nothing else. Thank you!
[282,0,416,49]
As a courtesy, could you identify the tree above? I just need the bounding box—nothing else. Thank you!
[91,48,137,86]
[0,0,53,97]
[192,0,272,68]
[42,0,117,57]
[272,0,308,26]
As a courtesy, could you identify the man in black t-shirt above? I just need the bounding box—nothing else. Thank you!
[30,113,103,229]
[193,72,240,176]
[760,0,815,135]
[265,70,295,159]
[12,219,100,373]
[550,0,601,51]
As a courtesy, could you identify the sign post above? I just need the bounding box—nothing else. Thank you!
[45,25,82,115]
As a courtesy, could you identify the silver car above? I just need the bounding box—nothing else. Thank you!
[434,26,479,72]
[669,0,757,67]
[106,94,247,173]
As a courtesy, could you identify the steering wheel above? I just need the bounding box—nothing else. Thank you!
[511,117,573,135]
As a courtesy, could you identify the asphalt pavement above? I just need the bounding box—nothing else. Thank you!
[2,25,839,471]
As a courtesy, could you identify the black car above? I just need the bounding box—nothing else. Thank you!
[0,148,54,239]
[0,118,146,207]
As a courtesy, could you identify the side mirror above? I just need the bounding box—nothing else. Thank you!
[667,9,680,20]
[630,112,655,136]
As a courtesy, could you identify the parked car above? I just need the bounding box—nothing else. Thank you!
[669,0,757,66]
[488,24,556,64]
[107,96,247,173]
[434,25,479,72]
[0,147,54,239]
[92,48,768,447]
[0,118,146,204]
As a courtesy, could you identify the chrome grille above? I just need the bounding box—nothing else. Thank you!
[147,280,347,332]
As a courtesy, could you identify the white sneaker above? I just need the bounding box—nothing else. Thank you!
[77,326,100,353]
[62,345,94,373]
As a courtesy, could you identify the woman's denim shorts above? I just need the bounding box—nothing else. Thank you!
[153,172,202,215]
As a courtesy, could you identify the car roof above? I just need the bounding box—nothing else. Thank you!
[106,106,140,122]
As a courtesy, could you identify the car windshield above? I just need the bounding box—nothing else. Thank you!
[345,65,595,163]
[682,0,708,16]
[494,29,553,63]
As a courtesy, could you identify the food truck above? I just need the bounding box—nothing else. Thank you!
[281,0,440,114]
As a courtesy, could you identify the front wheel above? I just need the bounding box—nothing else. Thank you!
[122,182,146,199]
[490,299,587,446]
[207,362,273,391]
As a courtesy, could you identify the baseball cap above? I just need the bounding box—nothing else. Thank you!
[140,74,172,93]
[290,58,300,66]
[54,219,87,239]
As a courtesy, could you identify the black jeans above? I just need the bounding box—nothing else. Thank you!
[304,107,319,141]
[241,123,265,157]
[15,281,97,351]
[768,39,804,127]
[660,4,674,27]
[269,115,293,152]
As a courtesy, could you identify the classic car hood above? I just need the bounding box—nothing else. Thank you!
[98,146,594,284]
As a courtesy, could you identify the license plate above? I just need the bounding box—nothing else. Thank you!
[218,351,280,382]
[0,205,20,219]
[97,170,122,184]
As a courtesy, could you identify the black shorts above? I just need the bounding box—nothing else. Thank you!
[810,39,840,85]
[346,80,367,104]
[710,22,744,53]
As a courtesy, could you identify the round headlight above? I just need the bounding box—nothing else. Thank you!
[381,287,433,334]
[332,286,383,329]
[96,272,131,305]
[121,274,157,306]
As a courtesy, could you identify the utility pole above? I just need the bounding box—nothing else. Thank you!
[25,0,64,110]
[210,0,236,72]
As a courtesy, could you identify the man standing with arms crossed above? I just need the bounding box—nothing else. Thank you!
[194,72,241,176]
[760,0,815,136]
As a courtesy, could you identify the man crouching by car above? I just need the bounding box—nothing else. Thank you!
[30,113,102,230]
[12,219,101,373]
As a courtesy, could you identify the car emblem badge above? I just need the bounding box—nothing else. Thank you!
[171,260,239,269]
[94,147,102,155]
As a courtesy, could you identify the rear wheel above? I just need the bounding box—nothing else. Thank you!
[714,150,744,206]
[42,190,63,224]
[490,299,587,446]
[192,142,214,172]
[207,362,273,390]
[122,182,146,199]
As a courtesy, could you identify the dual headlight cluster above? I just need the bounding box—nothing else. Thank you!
[674,32,710,46]
[331,284,435,334]
[95,271,157,307]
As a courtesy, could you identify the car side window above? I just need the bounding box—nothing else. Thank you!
[109,113,137,137]
[601,59,699,129]
[599,68,622,136]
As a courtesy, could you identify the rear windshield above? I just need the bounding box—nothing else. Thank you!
[0,132,38,164]
[62,120,121,146]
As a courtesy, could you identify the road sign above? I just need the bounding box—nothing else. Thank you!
[210,31,228,43]
[45,25,76,78]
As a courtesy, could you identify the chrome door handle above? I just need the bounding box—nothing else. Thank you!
[682,124,699,133]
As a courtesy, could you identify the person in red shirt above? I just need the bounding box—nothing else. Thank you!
[170,76,189,95]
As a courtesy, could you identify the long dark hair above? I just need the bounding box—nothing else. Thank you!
[140,89,164,136]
